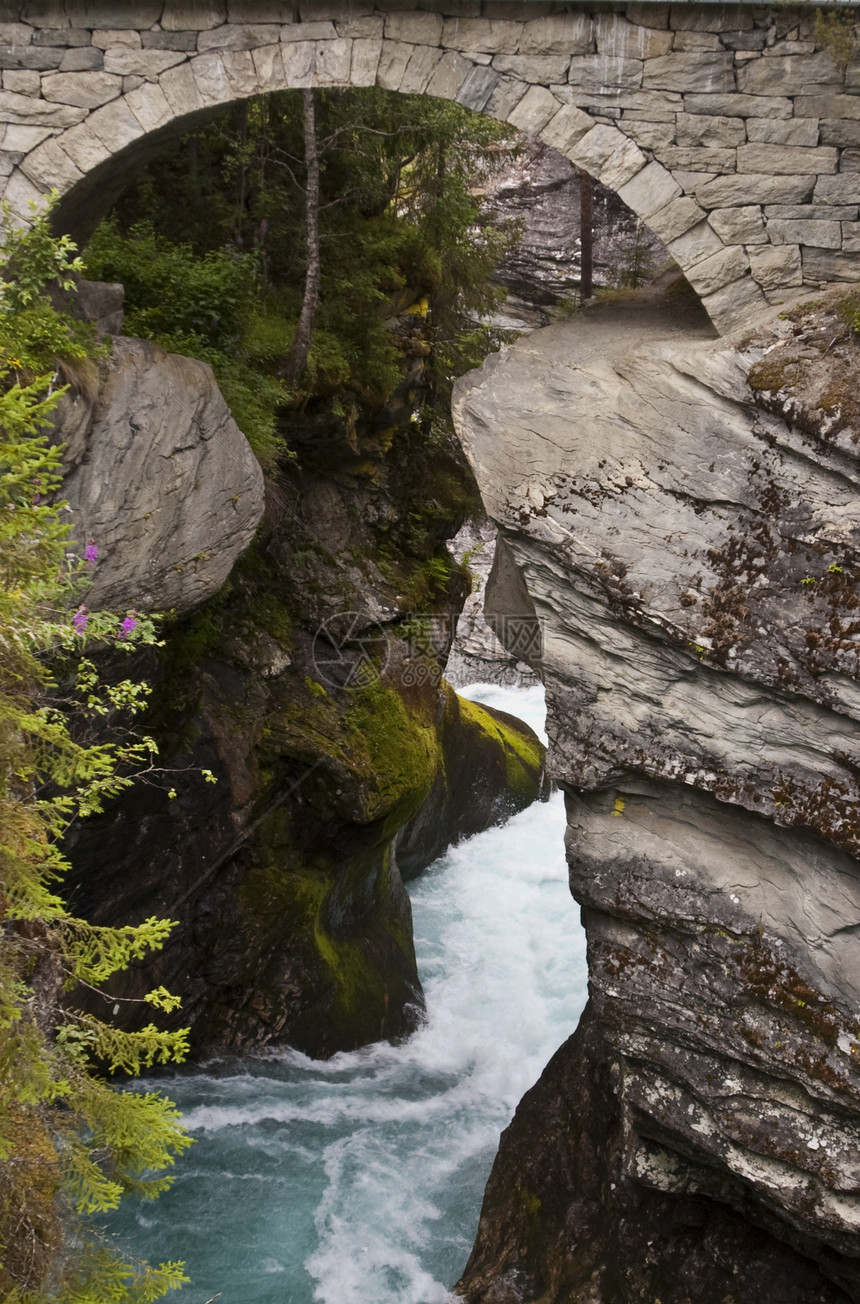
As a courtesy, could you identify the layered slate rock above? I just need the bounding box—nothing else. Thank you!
[61,332,265,613]
[3,2,860,333]
[452,283,860,1300]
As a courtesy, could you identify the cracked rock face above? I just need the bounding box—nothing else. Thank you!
[452,284,860,1301]
[61,335,265,614]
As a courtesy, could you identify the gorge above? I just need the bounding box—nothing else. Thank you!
[5,1,860,1301]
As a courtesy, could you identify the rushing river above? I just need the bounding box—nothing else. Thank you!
[109,684,588,1304]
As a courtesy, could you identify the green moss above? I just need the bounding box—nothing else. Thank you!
[747,355,802,393]
[455,691,544,802]
[344,679,441,825]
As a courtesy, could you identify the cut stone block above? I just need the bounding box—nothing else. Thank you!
[569,121,645,190]
[398,43,441,94]
[675,112,745,147]
[68,3,162,29]
[376,38,411,91]
[767,218,841,249]
[660,145,736,172]
[821,119,860,148]
[617,157,680,218]
[738,52,841,96]
[841,222,860,253]
[646,193,705,242]
[335,16,384,40]
[159,56,207,114]
[701,275,767,334]
[56,120,112,171]
[85,97,145,152]
[351,37,382,88]
[801,246,860,281]
[455,63,498,113]
[92,30,142,50]
[708,205,766,245]
[197,25,281,51]
[685,92,791,119]
[383,11,443,46]
[520,14,592,57]
[568,54,643,92]
[685,242,749,296]
[124,80,173,132]
[19,133,83,189]
[251,43,288,91]
[595,13,673,59]
[424,49,471,99]
[745,116,820,147]
[441,18,523,55]
[643,51,734,93]
[507,84,559,137]
[279,21,336,42]
[737,144,838,175]
[766,205,857,221]
[697,173,816,207]
[40,70,121,107]
[620,117,674,149]
[748,243,802,290]
[493,54,570,85]
[667,216,722,266]
[814,174,860,205]
[3,69,40,93]
[161,3,228,32]
[60,49,106,72]
[0,87,86,126]
[221,47,261,95]
[103,48,187,77]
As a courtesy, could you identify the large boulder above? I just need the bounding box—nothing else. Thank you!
[60,334,264,614]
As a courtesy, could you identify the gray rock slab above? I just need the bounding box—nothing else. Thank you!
[696,172,816,207]
[62,337,264,614]
[737,142,838,174]
[643,51,734,93]
[708,204,766,244]
[767,218,842,249]
[748,242,802,289]
[745,115,821,147]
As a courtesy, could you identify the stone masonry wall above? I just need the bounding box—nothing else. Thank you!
[1,1,860,333]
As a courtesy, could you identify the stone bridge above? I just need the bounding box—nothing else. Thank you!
[1,1,860,333]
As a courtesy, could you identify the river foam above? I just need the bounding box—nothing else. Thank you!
[108,685,588,1303]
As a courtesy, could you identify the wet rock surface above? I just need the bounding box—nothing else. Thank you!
[453,282,860,1299]
[445,520,539,688]
[60,349,546,1060]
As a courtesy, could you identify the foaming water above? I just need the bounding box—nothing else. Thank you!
[108,684,587,1303]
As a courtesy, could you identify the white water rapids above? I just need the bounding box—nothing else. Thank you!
[109,684,589,1303]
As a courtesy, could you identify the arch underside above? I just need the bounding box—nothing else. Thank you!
[2,2,859,335]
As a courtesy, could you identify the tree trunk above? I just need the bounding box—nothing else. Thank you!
[283,88,321,383]
[579,168,593,302]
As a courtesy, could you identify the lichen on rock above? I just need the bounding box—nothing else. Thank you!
[452,280,860,1300]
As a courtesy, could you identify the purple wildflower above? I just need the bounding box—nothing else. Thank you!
[118,615,137,639]
[73,606,88,635]
[84,538,98,567]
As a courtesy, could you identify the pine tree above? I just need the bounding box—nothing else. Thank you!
[0,198,192,1303]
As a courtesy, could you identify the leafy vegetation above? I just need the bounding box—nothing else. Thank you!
[0,203,192,1301]
[84,87,521,461]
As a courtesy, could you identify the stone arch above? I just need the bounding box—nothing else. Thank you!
[3,4,857,335]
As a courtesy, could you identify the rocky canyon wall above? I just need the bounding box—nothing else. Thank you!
[57,294,547,1059]
[452,281,860,1301]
